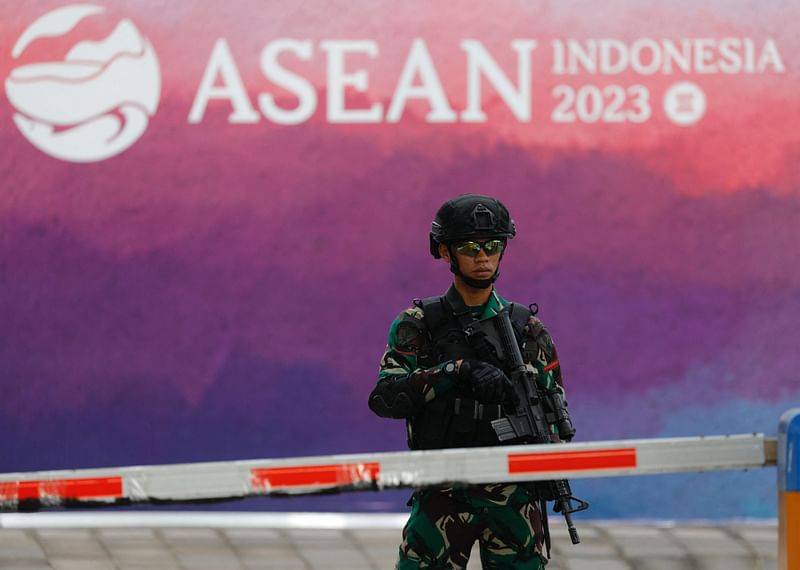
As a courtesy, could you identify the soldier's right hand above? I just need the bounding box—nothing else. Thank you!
[458,360,513,404]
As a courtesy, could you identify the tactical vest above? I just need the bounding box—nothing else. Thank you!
[408,288,533,450]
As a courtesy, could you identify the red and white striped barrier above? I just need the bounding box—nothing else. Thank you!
[0,433,774,511]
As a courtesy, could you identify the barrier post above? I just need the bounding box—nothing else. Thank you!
[779,409,800,570]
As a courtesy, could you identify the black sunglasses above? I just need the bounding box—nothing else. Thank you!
[454,239,506,257]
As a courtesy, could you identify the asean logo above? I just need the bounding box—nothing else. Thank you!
[5,4,160,162]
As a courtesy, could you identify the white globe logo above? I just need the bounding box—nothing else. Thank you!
[5,4,160,162]
[662,81,706,127]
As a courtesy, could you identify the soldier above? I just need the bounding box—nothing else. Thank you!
[368,194,570,570]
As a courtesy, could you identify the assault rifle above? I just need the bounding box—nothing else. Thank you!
[464,307,589,546]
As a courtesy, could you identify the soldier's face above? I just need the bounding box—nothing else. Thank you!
[439,238,502,281]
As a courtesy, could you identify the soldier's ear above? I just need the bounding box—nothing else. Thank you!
[438,243,450,261]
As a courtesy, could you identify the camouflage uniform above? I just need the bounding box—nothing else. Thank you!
[373,287,565,569]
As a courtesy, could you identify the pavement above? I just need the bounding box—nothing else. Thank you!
[0,514,779,570]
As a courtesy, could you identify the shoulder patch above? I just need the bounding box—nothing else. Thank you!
[402,306,425,321]
[525,316,555,355]
[395,314,427,354]
[524,316,546,339]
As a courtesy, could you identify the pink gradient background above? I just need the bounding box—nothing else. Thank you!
[0,1,797,517]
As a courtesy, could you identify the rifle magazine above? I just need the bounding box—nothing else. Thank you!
[491,417,517,441]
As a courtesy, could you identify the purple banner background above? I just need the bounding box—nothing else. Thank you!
[1,1,798,517]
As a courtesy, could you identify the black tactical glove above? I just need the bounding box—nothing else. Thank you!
[458,360,513,404]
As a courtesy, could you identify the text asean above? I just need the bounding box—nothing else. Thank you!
[188,37,784,125]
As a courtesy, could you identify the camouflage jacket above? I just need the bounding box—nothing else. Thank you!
[369,285,567,508]
[374,286,565,416]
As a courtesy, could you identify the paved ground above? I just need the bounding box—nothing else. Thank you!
[0,515,778,570]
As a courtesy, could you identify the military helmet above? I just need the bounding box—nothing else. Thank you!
[429,194,516,258]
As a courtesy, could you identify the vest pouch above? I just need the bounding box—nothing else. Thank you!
[411,397,453,450]
[476,416,502,447]
[451,397,479,436]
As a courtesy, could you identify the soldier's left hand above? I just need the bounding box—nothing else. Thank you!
[459,360,513,404]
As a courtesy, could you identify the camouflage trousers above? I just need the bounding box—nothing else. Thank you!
[396,484,546,569]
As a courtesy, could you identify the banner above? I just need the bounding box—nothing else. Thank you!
[1,1,797,517]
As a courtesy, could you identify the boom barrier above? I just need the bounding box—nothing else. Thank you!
[0,433,775,511]
[2,423,797,564]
